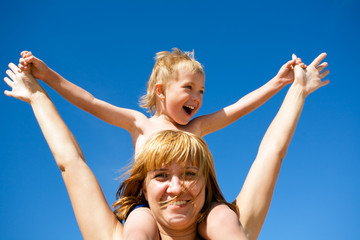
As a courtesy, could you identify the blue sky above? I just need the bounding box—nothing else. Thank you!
[1,0,359,239]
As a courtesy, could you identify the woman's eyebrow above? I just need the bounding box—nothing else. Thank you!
[152,168,168,172]
[186,166,199,171]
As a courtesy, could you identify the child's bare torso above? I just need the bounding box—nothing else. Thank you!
[132,113,201,155]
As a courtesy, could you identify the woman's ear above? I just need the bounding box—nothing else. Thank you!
[155,83,165,100]
[142,184,148,200]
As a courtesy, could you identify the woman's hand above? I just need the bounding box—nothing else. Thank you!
[294,53,330,96]
[4,63,44,103]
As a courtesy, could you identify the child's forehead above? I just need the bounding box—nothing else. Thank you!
[175,63,204,75]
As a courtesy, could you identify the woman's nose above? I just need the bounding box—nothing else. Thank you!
[167,176,182,195]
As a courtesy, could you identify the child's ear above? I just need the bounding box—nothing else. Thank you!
[155,83,165,100]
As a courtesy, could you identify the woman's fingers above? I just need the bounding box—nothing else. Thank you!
[5,69,16,81]
[319,69,330,79]
[4,76,14,88]
[316,62,328,72]
[310,53,327,67]
[321,79,330,87]
[8,62,20,73]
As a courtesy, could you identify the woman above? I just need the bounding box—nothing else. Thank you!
[4,53,329,239]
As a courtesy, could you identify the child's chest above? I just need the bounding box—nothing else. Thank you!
[134,121,183,155]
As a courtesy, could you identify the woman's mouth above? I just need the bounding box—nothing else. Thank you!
[169,200,189,206]
[160,199,191,207]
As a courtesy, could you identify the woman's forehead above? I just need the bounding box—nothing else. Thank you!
[151,162,199,171]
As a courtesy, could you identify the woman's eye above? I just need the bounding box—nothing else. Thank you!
[154,173,168,179]
[185,171,197,178]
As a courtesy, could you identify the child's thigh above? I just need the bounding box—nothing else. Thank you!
[123,207,159,240]
[199,202,246,240]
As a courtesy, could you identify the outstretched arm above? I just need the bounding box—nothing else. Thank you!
[19,51,145,133]
[191,56,305,137]
[4,63,123,240]
[235,53,329,240]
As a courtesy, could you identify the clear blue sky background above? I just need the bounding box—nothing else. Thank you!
[1,1,359,239]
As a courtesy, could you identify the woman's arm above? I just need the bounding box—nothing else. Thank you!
[235,54,329,240]
[4,63,123,240]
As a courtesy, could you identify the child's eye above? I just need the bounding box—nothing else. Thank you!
[199,90,204,94]
[184,85,192,90]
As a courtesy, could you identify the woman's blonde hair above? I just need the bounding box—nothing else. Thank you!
[139,48,205,113]
[113,130,237,223]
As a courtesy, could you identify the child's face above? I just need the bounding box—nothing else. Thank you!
[163,67,205,125]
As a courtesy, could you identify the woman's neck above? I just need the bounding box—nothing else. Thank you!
[158,224,199,240]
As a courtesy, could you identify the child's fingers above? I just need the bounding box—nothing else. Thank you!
[299,63,307,69]
[4,77,14,88]
[285,59,296,69]
[20,50,29,57]
[18,63,28,72]
[25,51,32,58]
[24,56,35,63]
[292,53,297,60]
[19,58,28,66]
[18,63,27,70]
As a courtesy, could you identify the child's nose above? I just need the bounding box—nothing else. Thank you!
[191,92,202,102]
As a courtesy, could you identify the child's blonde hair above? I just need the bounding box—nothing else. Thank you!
[139,48,205,113]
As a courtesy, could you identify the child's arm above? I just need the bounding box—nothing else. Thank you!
[4,63,124,240]
[19,51,146,133]
[189,56,304,137]
[236,54,329,240]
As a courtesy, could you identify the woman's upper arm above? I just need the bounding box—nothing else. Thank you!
[62,159,123,240]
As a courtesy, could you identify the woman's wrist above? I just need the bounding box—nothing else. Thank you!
[289,81,308,99]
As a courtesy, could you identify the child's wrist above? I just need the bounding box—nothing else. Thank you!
[272,75,287,88]
[42,68,54,83]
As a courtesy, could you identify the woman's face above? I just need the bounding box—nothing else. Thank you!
[143,161,206,231]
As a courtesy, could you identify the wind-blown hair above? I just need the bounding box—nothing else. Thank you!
[112,130,237,223]
[139,48,205,113]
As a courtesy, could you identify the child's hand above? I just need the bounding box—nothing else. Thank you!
[294,53,329,96]
[276,54,306,85]
[4,63,43,103]
[18,51,50,81]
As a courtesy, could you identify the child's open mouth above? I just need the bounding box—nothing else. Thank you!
[183,105,195,115]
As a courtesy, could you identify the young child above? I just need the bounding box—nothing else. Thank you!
[18,48,304,239]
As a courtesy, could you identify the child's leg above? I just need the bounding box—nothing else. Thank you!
[198,202,248,240]
[123,207,159,240]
